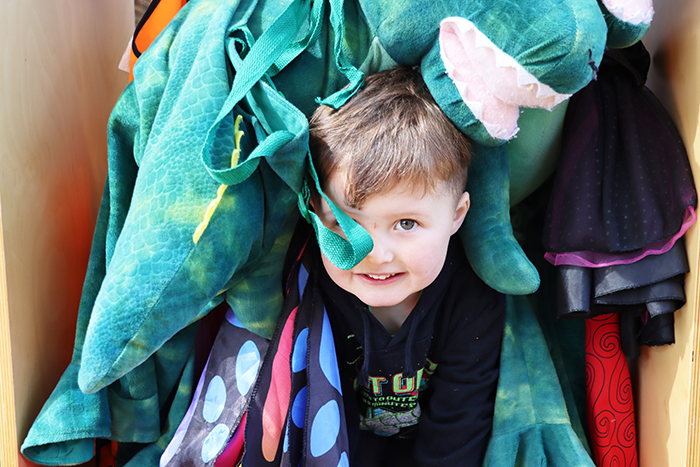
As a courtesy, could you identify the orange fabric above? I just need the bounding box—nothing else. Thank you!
[129,0,187,80]
[97,440,118,467]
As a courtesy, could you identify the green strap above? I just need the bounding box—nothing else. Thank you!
[200,0,372,269]
[297,152,374,270]
[316,0,364,108]
[200,0,312,186]
[268,0,326,77]
[297,0,372,268]
[201,0,365,185]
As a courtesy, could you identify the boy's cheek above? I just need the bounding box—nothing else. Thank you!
[320,253,345,278]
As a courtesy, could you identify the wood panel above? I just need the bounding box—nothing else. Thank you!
[1,191,19,466]
[0,1,133,466]
[1,1,699,467]
[638,0,700,466]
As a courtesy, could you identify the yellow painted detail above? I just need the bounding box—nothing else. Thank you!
[193,115,244,244]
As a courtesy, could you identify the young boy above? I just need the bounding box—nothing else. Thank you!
[302,67,505,467]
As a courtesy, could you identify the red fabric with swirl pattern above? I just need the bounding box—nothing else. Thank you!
[585,313,638,467]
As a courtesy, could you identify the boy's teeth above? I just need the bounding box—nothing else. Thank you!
[367,273,396,280]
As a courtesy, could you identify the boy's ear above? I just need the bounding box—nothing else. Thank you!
[451,191,471,235]
[308,189,323,214]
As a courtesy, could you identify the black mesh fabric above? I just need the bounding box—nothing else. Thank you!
[544,42,696,255]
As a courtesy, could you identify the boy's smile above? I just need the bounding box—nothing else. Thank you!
[314,171,470,331]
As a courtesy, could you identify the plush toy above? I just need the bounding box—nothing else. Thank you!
[361,0,652,295]
[22,0,653,465]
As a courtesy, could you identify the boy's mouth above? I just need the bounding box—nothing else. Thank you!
[364,273,398,281]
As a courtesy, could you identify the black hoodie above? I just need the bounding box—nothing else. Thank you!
[304,235,505,467]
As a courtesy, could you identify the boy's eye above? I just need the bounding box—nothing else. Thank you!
[397,219,416,231]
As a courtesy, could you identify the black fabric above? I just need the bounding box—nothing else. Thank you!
[543,41,696,255]
[640,312,675,347]
[619,309,643,358]
[355,432,420,467]
[618,308,677,358]
[557,265,594,319]
[594,280,685,310]
[556,240,688,319]
[555,241,687,357]
[303,236,505,467]
[593,239,689,300]
[544,42,696,358]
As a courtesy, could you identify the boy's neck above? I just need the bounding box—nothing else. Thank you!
[368,292,420,335]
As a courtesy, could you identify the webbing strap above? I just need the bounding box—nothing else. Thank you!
[199,0,372,269]
[297,153,373,270]
[200,0,310,186]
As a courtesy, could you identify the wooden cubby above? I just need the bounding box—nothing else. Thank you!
[1,0,698,466]
[0,0,133,466]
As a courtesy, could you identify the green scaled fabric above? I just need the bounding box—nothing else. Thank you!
[23,0,376,460]
[484,295,594,467]
[77,0,323,394]
[597,0,651,49]
[359,0,606,89]
[506,104,568,206]
[21,179,197,464]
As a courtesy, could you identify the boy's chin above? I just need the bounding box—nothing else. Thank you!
[357,291,420,312]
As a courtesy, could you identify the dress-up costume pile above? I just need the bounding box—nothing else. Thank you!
[544,42,696,354]
[543,42,697,466]
[20,0,667,466]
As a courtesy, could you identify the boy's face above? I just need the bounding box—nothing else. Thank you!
[314,171,470,318]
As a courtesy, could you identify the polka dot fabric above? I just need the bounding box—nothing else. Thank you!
[161,261,349,466]
[302,284,349,467]
[243,263,349,467]
[160,307,269,466]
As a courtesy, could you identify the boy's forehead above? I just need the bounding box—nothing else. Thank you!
[325,169,459,211]
[331,168,454,199]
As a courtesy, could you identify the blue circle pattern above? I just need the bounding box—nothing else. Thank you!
[195,306,348,464]
[298,265,309,297]
[292,386,307,428]
[226,308,245,328]
[320,313,342,394]
[283,420,290,453]
[236,340,261,396]
[310,400,340,457]
[196,337,263,464]
[292,328,308,373]
[201,424,230,463]
[202,376,227,423]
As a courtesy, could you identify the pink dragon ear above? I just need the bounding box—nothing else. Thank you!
[439,17,571,141]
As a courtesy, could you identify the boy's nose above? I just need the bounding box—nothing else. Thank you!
[366,238,393,264]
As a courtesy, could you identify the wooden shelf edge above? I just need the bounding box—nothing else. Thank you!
[689,310,700,466]
[686,136,700,467]
[0,198,19,467]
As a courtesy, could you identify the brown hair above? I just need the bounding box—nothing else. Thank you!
[309,67,472,208]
